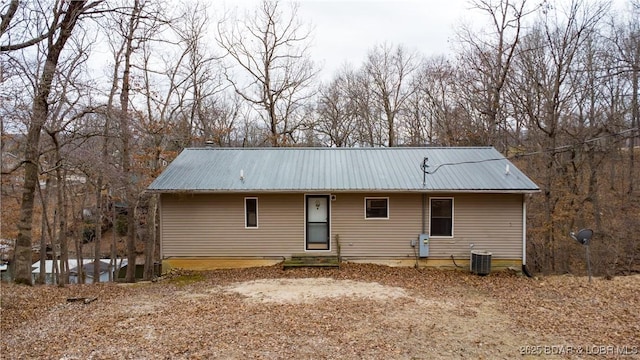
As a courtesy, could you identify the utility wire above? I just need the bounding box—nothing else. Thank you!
[422,127,639,175]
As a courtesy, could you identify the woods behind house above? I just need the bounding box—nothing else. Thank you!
[1,0,639,284]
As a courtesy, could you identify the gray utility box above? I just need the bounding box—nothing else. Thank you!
[418,234,430,257]
[470,250,492,275]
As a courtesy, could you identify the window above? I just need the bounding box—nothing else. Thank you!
[365,197,389,219]
[430,198,453,237]
[245,197,258,228]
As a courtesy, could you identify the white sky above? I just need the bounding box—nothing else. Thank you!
[221,0,472,80]
[297,1,469,77]
[222,0,632,81]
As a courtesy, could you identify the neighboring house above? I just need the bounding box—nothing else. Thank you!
[32,260,83,285]
[32,259,126,284]
[147,147,539,270]
[69,261,112,284]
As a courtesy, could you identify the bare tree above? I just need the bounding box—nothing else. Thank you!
[363,43,418,147]
[114,0,170,283]
[217,0,316,146]
[93,0,156,282]
[314,68,359,147]
[1,0,66,51]
[135,1,227,279]
[346,70,384,147]
[92,0,135,282]
[0,0,19,37]
[510,0,609,273]
[607,1,640,195]
[43,34,98,284]
[401,56,461,146]
[455,0,536,151]
[6,0,103,285]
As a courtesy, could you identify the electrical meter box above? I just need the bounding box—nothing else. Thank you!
[418,234,429,257]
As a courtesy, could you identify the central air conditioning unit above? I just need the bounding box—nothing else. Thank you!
[470,250,492,276]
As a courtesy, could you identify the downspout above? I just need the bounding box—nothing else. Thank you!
[158,193,163,272]
[422,193,426,234]
[522,194,533,277]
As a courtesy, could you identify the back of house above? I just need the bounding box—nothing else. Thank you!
[147,147,539,270]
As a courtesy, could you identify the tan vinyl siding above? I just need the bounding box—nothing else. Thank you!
[332,194,422,258]
[332,193,522,259]
[428,194,523,259]
[161,193,305,257]
[159,192,523,260]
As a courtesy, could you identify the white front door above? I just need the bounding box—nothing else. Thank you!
[306,195,330,250]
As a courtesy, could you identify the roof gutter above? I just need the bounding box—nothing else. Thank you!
[146,189,541,194]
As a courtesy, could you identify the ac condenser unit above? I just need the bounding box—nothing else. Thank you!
[470,250,492,276]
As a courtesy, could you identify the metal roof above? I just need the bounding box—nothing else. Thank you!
[147,147,539,193]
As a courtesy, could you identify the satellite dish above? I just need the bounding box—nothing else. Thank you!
[571,228,593,245]
[569,228,595,283]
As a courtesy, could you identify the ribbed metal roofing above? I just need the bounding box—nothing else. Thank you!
[148,147,539,193]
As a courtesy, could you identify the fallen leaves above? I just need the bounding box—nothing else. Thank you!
[1,264,639,359]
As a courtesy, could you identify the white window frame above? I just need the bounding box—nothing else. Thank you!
[364,197,389,220]
[244,197,258,229]
[429,197,454,238]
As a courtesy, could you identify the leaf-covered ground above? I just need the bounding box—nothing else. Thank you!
[1,264,639,359]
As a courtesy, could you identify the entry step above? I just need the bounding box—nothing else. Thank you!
[282,255,340,269]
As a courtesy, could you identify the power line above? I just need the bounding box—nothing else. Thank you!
[422,127,639,175]
[509,127,638,159]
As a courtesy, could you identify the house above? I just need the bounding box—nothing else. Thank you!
[147,147,539,270]
[32,259,127,284]
[32,259,84,284]
[69,261,112,284]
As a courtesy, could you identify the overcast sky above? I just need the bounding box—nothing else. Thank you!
[297,1,469,77]
[222,0,472,80]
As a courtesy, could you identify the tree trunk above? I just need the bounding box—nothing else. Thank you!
[93,177,103,282]
[629,64,638,195]
[13,0,87,285]
[36,176,51,284]
[55,158,69,285]
[587,157,603,233]
[543,132,558,274]
[110,189,117,282]
[123,0,141,283]
[386,105,395,147]
[69,177,84,284]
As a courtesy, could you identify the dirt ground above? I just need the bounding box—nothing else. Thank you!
[1,264,639,359]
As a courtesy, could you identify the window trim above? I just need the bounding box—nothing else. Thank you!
[244,197,258,229]
[364,197,389,220]
[429,197,454,238]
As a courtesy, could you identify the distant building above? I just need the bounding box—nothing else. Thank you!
[31,259,127,284]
